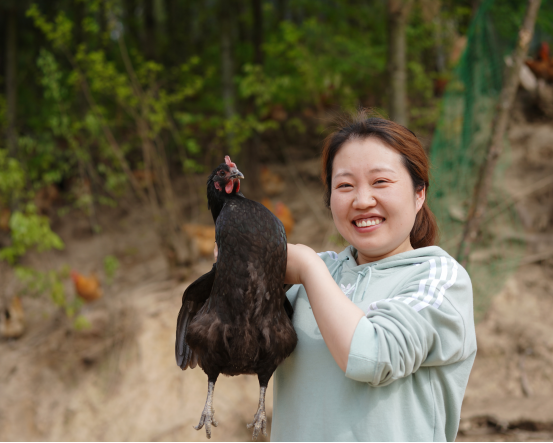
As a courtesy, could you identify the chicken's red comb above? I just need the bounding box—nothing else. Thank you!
[225,155,237,169]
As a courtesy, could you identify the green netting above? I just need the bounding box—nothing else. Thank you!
[428,0,552,320]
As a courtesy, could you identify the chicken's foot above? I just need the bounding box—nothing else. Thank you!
[247,385,267,440]
[194,380,218,439]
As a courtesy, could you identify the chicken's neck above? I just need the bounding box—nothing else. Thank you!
[207,184,245,223]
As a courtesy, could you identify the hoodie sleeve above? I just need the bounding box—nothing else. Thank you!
[345,257,476,386]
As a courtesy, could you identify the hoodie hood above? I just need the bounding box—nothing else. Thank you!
[318,245,454,304]
[337,245,452,272]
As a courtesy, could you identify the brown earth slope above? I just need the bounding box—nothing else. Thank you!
[458,100,553,441]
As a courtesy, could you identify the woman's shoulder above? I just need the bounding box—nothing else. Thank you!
[393,246,472,287]
[317,249,341,262]
[411,245,472,282]
[317,247,355,269]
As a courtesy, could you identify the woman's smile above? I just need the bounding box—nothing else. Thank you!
[352,215,384,229]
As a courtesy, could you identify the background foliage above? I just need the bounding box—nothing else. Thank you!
[1,0,551,314]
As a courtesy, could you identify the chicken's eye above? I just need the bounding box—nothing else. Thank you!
[218,170,226,177]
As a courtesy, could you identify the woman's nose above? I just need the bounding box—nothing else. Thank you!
[353,187,376,208]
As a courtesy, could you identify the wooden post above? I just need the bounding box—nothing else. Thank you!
[457,0,542,267]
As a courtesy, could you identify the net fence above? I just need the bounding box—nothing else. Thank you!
[428,0,553,320]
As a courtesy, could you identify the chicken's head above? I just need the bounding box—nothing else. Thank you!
[208,156,244,194]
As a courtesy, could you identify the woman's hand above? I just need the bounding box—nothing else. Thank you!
[285,243,321,285]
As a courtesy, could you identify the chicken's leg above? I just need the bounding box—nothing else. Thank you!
[247,384,268,440]
[194,379,218,439]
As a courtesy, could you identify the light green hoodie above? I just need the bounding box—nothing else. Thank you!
[271,246,476,442]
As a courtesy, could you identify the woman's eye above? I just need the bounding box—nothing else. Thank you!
[337,183,352,189]
[374,179,388,185]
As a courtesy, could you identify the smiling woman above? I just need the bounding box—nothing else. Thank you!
[322,116,438,258]
[329,138,426,263]
[274,114,476,442]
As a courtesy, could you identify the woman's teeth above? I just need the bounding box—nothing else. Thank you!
[355,218,383,227]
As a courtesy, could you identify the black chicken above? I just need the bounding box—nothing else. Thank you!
[176,156,297,439]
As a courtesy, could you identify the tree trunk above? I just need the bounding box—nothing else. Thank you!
[74,1,85,45]
[220,0,236,154]
[166,0,181,65]
[386,0,413,127]
[239,0,265,199]
[124,0,140,47]
[277,0,288,22]
[6,5,17,157]
[252,0,263,65]
[457,0,542,266]
[220,3,236,121]
[144,0,156,60]
[98,1,108,46]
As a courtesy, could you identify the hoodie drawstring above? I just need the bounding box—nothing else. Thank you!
[352,266,373,303]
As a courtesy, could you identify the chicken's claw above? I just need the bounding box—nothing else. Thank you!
[247,385,268,440]
[246,408,267,440]
[193,407,218,439]
[194,380,218,439]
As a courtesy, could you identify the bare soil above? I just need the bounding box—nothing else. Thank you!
[1,100,553,441]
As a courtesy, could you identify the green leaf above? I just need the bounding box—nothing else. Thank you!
[103,255,119,284]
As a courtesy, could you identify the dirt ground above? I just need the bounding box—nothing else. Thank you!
[1,97,553,441]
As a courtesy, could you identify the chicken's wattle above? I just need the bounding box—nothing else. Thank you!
[225,180,234,194]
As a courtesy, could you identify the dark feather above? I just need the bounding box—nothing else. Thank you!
[175,263,217,370]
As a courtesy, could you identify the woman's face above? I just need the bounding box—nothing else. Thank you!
[330,137,425,264]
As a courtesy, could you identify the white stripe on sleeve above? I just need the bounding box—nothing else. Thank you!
[366,258,459,314]
[413,257,449,311]
[433,260,458,309]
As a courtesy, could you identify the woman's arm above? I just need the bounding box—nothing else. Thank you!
[285,243,364,372]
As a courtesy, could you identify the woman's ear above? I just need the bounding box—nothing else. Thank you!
[415,186,426,213]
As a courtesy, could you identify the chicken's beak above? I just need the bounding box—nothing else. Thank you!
[229,169,244,179]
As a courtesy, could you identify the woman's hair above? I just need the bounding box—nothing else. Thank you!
[321,111,439,249]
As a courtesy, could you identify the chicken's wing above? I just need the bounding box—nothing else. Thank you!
[175,263,217,369]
